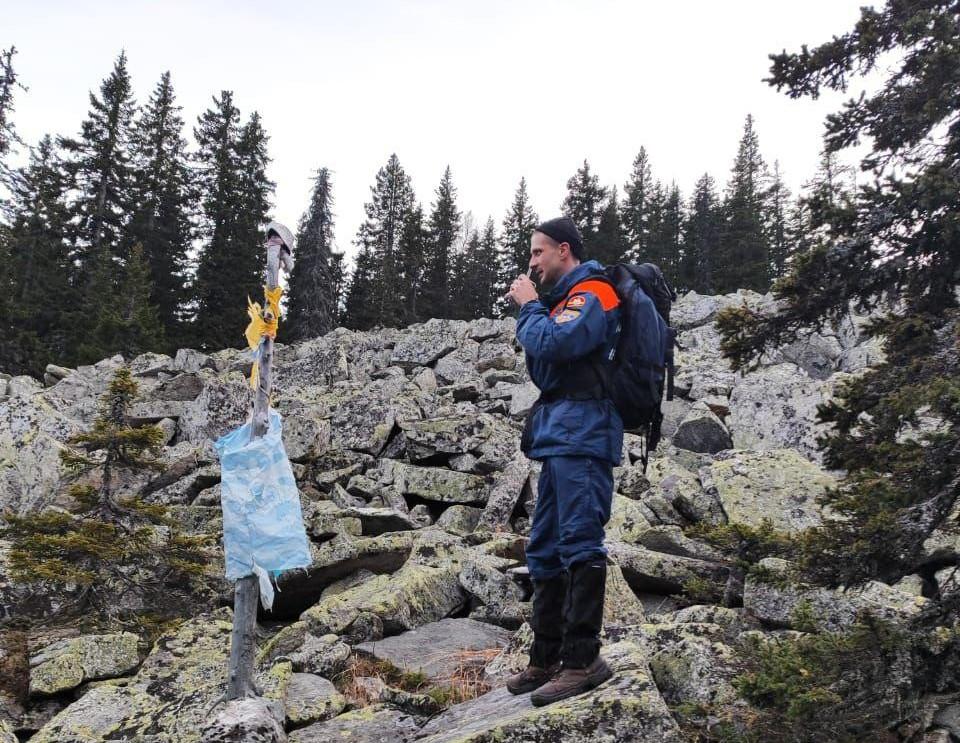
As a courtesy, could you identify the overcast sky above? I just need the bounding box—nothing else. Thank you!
[8,0,871,261]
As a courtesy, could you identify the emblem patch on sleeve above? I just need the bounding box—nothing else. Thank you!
[555,309,581,324]
[566,294,587,308]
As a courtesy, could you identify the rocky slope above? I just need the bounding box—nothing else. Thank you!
[0,288,957,742]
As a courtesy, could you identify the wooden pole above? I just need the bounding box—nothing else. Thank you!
[226,240,284,701]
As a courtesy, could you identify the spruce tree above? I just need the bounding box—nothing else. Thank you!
[396,203,428,325]
[622,147,653,262]
[497,177,538,302]
[2,367,212,621]
[421,166,461,319]
[594,187,628,266]
[765,160,793,281]
[0,46,25,206]
[126,72,192,348]
[637,180,667,266]
[474,217,500,318]
[1,135,75,375]
[561,159,606,259]
[656,183,684,285]
[234,111,274,277]
[191,91,254,350]
[287,167,338,340]
[681,173,721,293]
[715,3,960,736]
[344,154,415,329]
[59,51,137,271]
[715,114,770,293]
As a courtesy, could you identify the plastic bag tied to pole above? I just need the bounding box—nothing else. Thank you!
[215,408,311,610]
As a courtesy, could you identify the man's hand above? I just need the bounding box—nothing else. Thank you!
[508,274,538,306]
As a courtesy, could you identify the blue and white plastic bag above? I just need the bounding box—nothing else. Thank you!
[215,409,312,610]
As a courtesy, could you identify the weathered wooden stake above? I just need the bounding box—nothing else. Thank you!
[226,240,285,701]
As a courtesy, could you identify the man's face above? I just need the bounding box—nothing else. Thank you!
[529,232,569,287]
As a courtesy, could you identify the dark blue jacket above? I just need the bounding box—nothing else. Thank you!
[516,260,624,464]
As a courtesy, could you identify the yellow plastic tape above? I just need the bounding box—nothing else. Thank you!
[245,286,283,389]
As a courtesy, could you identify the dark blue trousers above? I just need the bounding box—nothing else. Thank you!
[525,455,614,580]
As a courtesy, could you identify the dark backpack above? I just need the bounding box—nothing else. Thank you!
[599,263,677,470]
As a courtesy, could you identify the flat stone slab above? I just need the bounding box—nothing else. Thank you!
[355,618,511,680]
[415,640,682,742]
[289,704,421,743]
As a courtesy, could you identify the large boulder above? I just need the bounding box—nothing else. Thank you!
[391,462,487,504]
[708,449,836,534]
[0,394,80,514]
[355,618,511,680]
[177,373,252,444]
[289,704,421,743]
[300,560,466,637]
[672,406,733,454]
[744,557,931,632]
[416,640,682,742]
[28,633,140,697]
[30,611,236,743]
[726,362,843,463]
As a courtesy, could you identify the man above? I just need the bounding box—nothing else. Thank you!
[505,216,623,706]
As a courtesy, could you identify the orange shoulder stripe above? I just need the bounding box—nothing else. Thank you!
[568,279,620,311]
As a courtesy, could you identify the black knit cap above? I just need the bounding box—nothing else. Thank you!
[534,216,583,259]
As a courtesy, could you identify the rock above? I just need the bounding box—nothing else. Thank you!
[288,635,353,676]
[392,462,487,504]
[411,367,437,393]
[637,525,726,562]
[726,362,840,463]
[417,640,681,742]
[301,559,466,636]
[157,417,178,446]
[340,506,419,535]
[329,388,398,455]
[391,328,458,370]
[475,342,516,373]
[0,393,81,514]
[603,560,647,625]
[606,540,727,597]
[128,352,172,377]
[743,557,931,632]
[435,505,482,536]
[173,348,214,373]
[0,719,15,743]
[355,618,511,680]
[282,411,331,461]
[476,454,527,531]
[925,499,960,563]
[177,373,252,444]
[7,376,42,397]
[44,364,73,382]
[672,406,733,454]
[649,633,739,710]
[458,553,524,610]
[284,673,346,726]
[468,317,510,341]
[202,697,287,743]
[274,532,414,617]
[606,495,653,544]
[288,704,421,743]
[399,415,493,460]
[773,330,843,380]
[29,632,140,696]
[507,381,539,417]
[709,449,836,534]
[31,611,233,743]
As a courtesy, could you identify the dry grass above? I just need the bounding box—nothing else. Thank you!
[332,646,502,711]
